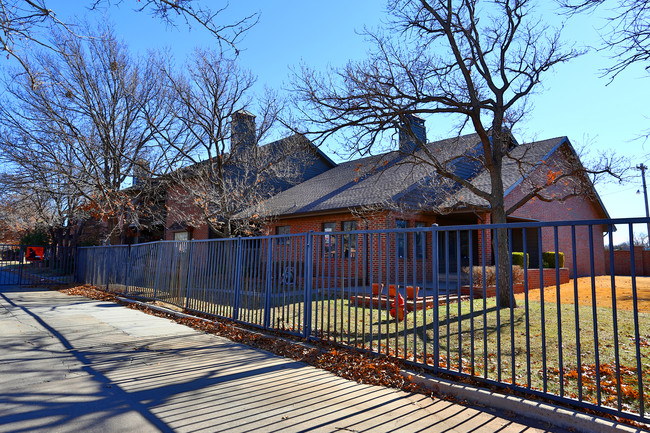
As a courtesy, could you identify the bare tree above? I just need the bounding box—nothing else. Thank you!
[561,0,650,78]
[0,165,88,247]
[0,183,39,244]
[0,23,172,244]
[0,1,257,69]
[156,49,319,238]
[123,0,258,53]
[291,0,624,307]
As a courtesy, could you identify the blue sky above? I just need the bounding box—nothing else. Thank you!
[47,1,650,243]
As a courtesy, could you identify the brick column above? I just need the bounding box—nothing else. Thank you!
[476,213,492,266]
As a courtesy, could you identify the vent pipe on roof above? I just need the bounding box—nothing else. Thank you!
[399,114,426,153]
[231,110,256,158]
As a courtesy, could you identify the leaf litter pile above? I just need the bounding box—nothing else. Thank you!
[57,284,649,430]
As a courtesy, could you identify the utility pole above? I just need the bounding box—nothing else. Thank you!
[637,163,650,246]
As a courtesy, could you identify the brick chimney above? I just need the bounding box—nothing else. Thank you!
[132,159,150,188]
[399,114,426,153]
[231,110,256,158]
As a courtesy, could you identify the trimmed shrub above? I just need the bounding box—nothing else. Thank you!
[463,265,525,286]
[511,252,529,267]
[542,251,565,268]
[511,265,525,283]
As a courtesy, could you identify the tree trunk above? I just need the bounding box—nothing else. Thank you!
[489,148,516,309]
[492,208,515,308]
[68,219,85,249]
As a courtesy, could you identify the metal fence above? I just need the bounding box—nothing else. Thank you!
[0,245,76,285]
[76,217,650,425]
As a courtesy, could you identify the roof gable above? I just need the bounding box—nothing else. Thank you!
[168,133,335,185]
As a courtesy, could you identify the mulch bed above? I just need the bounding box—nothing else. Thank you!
[515,276,650,311]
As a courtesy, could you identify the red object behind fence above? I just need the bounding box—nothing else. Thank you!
[389,293,405,321]
[26,247,44,261]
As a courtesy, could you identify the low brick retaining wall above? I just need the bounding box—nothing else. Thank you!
[461,268,570,298]
[350,294,470,311]
[525,268,570,289]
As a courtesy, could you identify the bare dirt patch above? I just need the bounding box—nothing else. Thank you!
[515,276,650,311]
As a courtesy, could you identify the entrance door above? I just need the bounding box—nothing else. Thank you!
[437,231,474,272]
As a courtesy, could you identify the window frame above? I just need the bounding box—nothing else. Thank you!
[395,219,408,259]
[322,222,336,257]
[173,231,190,241]
[414,221,427,259]
[276,225,291,245]
[341,220,357,259]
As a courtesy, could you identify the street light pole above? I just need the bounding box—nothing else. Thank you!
[637,163,650,244]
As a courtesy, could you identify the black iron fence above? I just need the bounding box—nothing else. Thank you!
[0,245,76,285]
[75,217,650,425]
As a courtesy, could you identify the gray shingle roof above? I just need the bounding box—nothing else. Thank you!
[245,134,599,218]
[439,136,569,209]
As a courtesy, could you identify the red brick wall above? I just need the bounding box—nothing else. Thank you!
[525,268,570,289]
[164,184,208,240]
[268,210,439,286]
[476,212,492,266]
[505,146,608,277]
[605,246,650,276]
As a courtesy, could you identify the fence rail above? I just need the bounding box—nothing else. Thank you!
[76,217,650,425]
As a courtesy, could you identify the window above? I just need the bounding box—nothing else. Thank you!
[323,222,336,257]
[173,230,190,251]
[415,221,427,259]
[342,221,357,258]
[173,231,189,241]
[276,225,291,245]
[396,220,407,258]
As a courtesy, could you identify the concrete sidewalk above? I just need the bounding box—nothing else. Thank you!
[0,287,625,432]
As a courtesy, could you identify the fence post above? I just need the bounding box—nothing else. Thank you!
[124,245,131,296]
[89,248,95,286]
[303,231,314,339]
[153,242,163,302]
[263,238,273,330]
[74,248,80,283]
[184,241,195,310]
[431,224,439,374]
[18,245,25,286]
[104,246,109,292]
[71,247,77,283]
[232,237,243,322]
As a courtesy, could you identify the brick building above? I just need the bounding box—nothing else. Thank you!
[242,122,609,279]
[164,111,336,241]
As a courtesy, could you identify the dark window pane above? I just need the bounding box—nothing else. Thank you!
[342,221,357,258]
[415,221,426,259]
[276,225,290,245]
[396,220,407,258]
